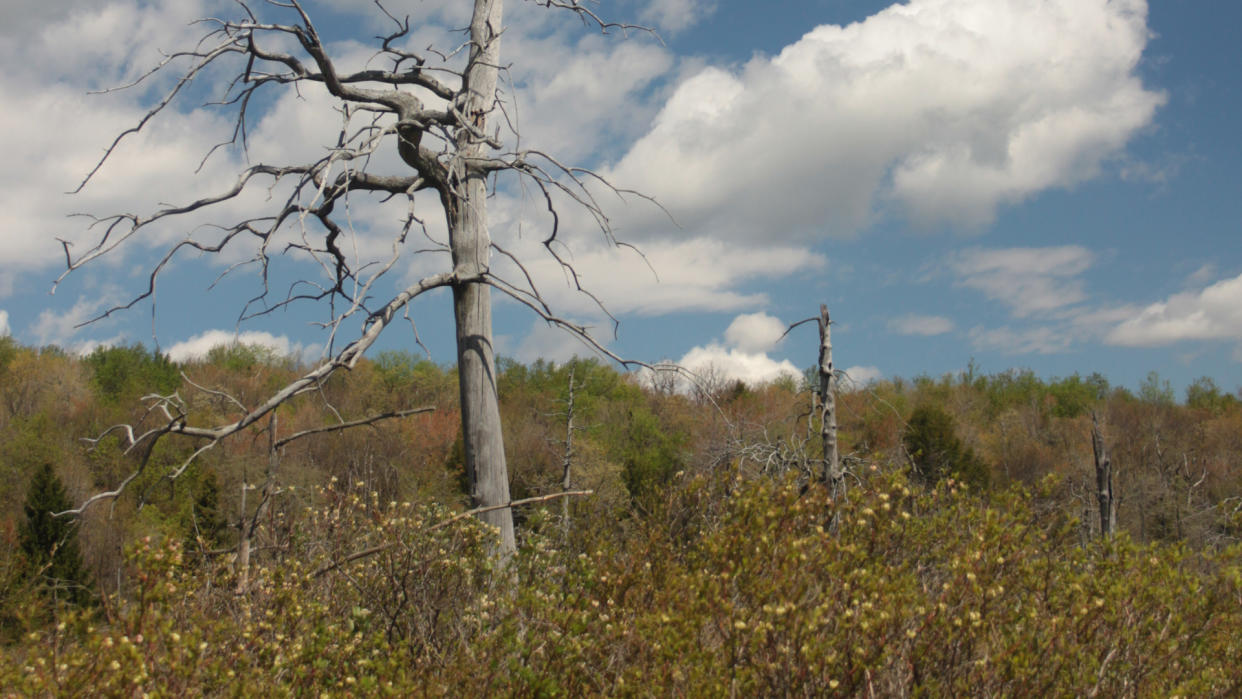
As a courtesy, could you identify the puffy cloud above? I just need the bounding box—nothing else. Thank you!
[2,0,219,87]
[0,0,95,33]
[0,0,684,316]
[951,246,1094,317]
[164,329,316,363]
[889,314,955,336]
[669,312,801,389]
[607,0,1162,240]
[0,0,264,277]
[723,312,787,354]
[1106,272,1242,347]
[678,344,801,388]
[506,34,673,162]
[491,234,826,317]
[0,309,9,336]
[1184,264,1219,289]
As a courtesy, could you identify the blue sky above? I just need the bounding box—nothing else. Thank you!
[0,0,1238,397]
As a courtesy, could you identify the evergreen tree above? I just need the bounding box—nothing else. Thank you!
[903,404,990,490]
[186,470,228,552]
[19,463,92,606]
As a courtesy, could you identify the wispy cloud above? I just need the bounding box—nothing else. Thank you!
[951,246,1094,317]
[889,314,955,336]
[30,292,122,350]
[968,325,1075,355]
[640,0,717,34]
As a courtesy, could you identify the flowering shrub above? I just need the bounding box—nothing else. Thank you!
[5,470,1242,695]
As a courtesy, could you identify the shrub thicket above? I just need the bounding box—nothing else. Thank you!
[5,473,1242,695]
[1,340,1241,694]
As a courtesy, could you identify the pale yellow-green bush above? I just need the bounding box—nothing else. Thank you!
[5,470,1242,696]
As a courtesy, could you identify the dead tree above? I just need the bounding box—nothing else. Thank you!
[771,305,844,496]
[57,0,657,560]
[817,305,843,496]
[558,365,584,535]
[1091,410,1116,538]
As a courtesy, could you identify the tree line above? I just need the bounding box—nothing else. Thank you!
[3,335,1240,599]
[3,335,1242,692]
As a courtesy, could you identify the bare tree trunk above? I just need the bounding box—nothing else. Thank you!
[236,413,280,593]
[561,366,577,536]
[446,0,515,557]
[817,305,843,495]
[1092,410,1115,538]
[235,478,251,593]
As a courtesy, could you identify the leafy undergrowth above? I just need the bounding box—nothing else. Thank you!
[5,471,1242,696]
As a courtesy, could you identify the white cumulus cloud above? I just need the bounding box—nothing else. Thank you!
[723,312,788,353]
[0,309,9,336]
[29,291,125,350]
[1106,271,1242,347]
[165,330,315,363]
[490,233,826,317]
[671,312,801,389]
[607,0,1163,241]
[678,344,801,388]
[507,320,602,365]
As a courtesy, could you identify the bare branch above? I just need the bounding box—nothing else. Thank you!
[272,406,435,449]
[62,271,461,516]
[527,0,661,41]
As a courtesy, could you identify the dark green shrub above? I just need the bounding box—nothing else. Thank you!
[619,407,685,505]
[904,404,990,490]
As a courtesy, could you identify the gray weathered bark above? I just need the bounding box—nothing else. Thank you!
[445,0,515,556]
[1091,410,1115,538]
[817,305,843,496]
[560,366,578,535]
